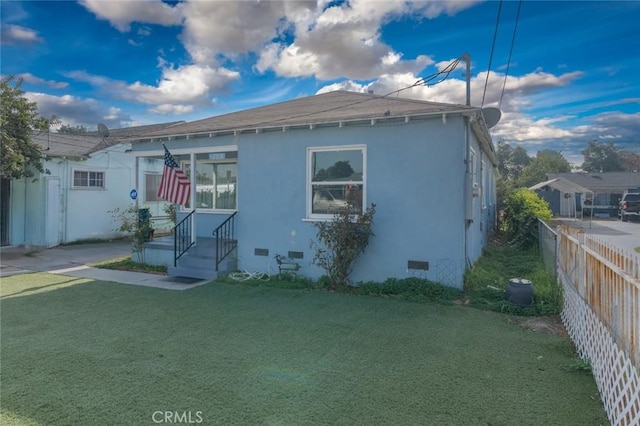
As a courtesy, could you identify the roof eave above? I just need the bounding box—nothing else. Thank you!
[129,108,480,144]
[470,115,498,166]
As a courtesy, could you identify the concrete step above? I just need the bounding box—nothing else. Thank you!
[168,265,218,280]
[168,251,237,281]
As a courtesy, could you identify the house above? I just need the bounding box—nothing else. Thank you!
[129,91,499,289]
[0,122,182,248]
[532,172,640,218]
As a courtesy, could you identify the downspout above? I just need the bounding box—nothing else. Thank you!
[464,116,472,268]
[462,53,472,268]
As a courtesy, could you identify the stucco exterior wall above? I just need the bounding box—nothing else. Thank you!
[133,114,497,289]
[64,144,135,243]
[234,117,470,287]
[8,144,136,247]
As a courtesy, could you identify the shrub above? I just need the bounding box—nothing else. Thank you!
[110,206,154,264]
[311,203,376,289]
[502,188,552,247]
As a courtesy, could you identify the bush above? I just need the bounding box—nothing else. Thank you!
[110,206,154,264]
[311,203,376,289]
[502,188,552,247]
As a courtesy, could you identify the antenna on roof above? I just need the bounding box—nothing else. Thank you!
[97,123,110,145]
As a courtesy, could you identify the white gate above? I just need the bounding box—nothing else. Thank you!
[45,178,61,247]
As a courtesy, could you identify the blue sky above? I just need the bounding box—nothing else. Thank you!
[1,0,639,165]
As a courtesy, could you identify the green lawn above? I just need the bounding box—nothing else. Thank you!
[1,274,607,425]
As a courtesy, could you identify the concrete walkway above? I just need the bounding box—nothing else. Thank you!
[553,218,640,262]
[0,240,209,291]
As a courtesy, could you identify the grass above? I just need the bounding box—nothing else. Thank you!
[1,273,607,425]
[92,256,167,274]
[463,239,562,316]
[60,237,128,246]
[225,239,560,316]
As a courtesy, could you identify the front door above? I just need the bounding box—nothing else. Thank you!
[0,178,10,246]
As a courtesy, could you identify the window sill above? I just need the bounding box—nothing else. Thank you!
[302,217,333,223]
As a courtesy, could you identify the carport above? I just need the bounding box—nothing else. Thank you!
[530,177,594,218]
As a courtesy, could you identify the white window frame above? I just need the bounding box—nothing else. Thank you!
[306,144,366,220]
[180,157,237,213]
[72,169,106,190]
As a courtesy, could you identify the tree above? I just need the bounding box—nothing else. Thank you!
[620,150,640,172]
[326,160,354,180]
[0,76,49,179]
[581,140,623,173]
[496,140,531,180]
[517,149,571,188]
[502,189,552,247]
[58,124,87,134]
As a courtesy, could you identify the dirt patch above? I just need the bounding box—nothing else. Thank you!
[509,315,569,337]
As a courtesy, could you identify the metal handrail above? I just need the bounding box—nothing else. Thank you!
[213,211,237,271]
[174,210,195,266]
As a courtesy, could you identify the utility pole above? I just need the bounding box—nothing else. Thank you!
[461,53,471,106]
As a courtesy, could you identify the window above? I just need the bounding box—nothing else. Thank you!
[469,148,477,180]
[183,152,237,211]
[482,159,488,209]
[308,146,365,217]
[144,173,162,202]
[73,170,105,189]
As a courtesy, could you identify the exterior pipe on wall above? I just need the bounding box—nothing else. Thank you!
[464,114,473,268]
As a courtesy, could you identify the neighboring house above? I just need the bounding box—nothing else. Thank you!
[0,122,182,248]
[532,172,640,218]
[130,90,499,288]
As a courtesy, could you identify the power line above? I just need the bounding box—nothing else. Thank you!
[482,0,503,108]
[498,0,522,111]
[244,58,466,129]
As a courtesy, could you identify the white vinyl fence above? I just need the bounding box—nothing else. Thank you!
[556,224,639,426]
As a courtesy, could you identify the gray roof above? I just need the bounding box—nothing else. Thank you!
[136,90,475,138]
[34,121,185,157]
[547,172,640,192]
[32,132,104,158]
[87,121,185,139]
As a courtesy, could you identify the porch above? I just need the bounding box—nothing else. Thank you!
[139,235,237,280]
[137,211,237,281]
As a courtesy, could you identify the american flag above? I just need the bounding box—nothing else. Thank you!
[157,145,191,206]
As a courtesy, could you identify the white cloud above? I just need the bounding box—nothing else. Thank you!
[79,0,182,32]
[17,73,68,89]
[179,1,309,64]
[255,0,453,80]
[66,63,240,113]
[149,104,194,115]
[0,24,42,45]
[25,92,132,129]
